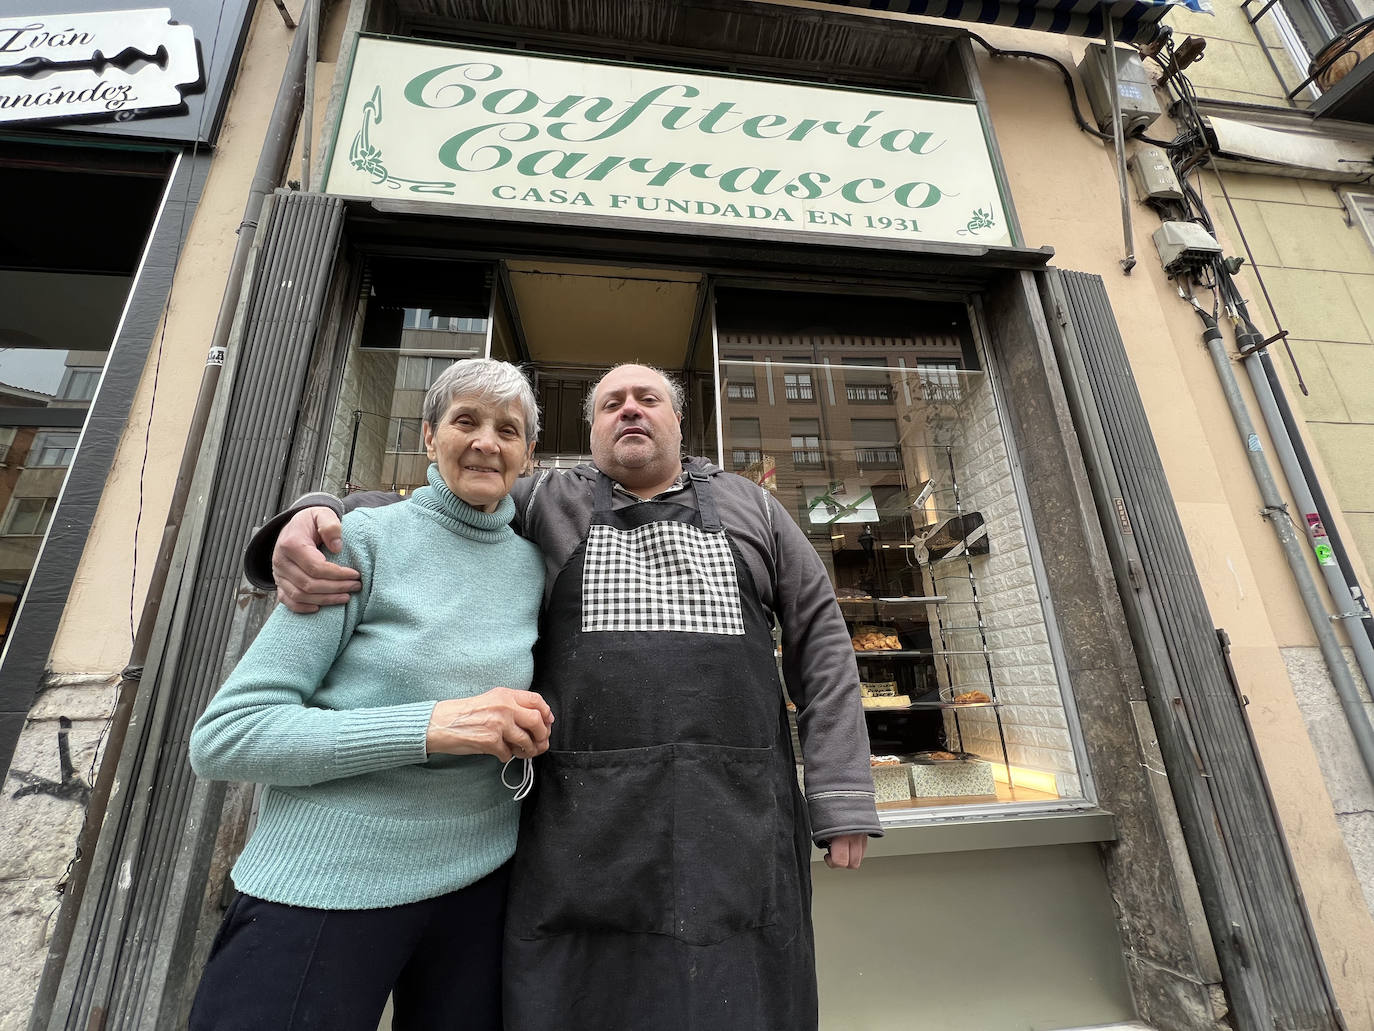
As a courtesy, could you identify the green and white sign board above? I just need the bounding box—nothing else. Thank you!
[326,37,1012,247]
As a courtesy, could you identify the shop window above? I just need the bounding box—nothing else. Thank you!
[717,286,1087,818]
[359,258,491,356]
[322,257,494,495]
[0,139,171,661]
[2,497,56,537]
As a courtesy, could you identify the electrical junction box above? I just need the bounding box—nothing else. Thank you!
[1077,43,1163,136]
[1152,221,1223,274]
[1128,146,1184,203]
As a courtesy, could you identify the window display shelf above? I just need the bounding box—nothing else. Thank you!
[837,595,948,605]
[861,701,1000,712]
[853,649,940,659]
[854,649,988,658]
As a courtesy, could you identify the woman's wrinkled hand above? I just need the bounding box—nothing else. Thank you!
[426,688,555,762]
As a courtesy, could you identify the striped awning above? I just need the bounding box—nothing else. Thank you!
[802,0,1209,43]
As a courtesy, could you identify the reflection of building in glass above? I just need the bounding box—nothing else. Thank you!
[0,376,75,643]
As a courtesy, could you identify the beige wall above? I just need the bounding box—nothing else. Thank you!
[1172,0,1374,592]
[972,17,1374,1023]
[813,844,1135,1029]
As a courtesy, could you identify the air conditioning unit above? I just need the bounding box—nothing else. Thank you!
[1152,221,1222,274]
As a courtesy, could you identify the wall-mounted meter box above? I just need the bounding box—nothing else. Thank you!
[1077,44,1163,136]
[1128,145,1184,204]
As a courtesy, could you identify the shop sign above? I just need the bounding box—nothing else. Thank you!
[0,8,201,126]
[325,37,1013,248]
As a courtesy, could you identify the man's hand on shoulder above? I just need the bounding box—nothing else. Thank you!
[273,507,361,613]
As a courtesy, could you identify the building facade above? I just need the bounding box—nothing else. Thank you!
[2,0,1374,1029]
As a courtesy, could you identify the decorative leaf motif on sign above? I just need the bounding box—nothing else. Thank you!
[956,206,997,237]
[348,86,457,195]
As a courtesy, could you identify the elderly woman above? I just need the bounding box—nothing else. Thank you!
[188,358,549,1031]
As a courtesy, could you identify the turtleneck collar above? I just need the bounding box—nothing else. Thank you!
[407,464,515,542]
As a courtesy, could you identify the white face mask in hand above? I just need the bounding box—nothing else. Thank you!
[501,756,534,801]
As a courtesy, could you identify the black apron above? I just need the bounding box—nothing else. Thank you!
[505,471,817,1031]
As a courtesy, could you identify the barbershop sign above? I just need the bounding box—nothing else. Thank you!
[0,8,200,125]
[325,37,1013,247]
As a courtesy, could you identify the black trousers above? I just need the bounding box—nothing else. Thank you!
[189,863,510,1031]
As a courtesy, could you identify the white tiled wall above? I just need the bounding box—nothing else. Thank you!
[924,372,1081,798]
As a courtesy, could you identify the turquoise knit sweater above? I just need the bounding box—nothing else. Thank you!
[190,465,544,910]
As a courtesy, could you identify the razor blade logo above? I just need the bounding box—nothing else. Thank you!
[0,8,202,125]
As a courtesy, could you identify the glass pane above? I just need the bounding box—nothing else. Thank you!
[0,141,167,648]
[716,287,1084,817]
[321,258,494,495]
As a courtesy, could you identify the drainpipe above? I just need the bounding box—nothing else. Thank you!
[1104,18,1137,274]
[1197,310,1374,787]
[1234,322,1374,698]
[1257,344,1374,650]
[26,24,310,1031]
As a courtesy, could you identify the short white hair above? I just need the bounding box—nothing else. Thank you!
[423,359,540,442]
[583,363,685,425]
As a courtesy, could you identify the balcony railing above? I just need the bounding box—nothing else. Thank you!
[784,382,814,401]
[856,446,901,467]
[726,382,757,400]
[921,381,964,403]
[731,448,764,468]
[845,383,892,402]
[792,447,824,467]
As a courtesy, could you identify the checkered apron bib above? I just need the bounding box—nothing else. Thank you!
[504,470,818,1031]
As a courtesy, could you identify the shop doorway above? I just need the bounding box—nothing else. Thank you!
[502,260,711,465]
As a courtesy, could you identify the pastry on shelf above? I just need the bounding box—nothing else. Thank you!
[953,690,992,704]
[861,695,911,709]
[869,754,903,767]
[850,630,901,651]
[835,587,873,601]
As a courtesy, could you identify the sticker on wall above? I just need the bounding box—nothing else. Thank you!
[325,37,1015,248]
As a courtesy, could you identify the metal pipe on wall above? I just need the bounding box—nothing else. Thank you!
[25,23,311,1031]
[1103,19,1136,274]
[1199,314,1374,787]
[1255,343,1374,649]
[1239,343,1374,698]
[302,0,317,189]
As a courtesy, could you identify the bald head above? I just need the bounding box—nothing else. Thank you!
[587,364,685,498]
